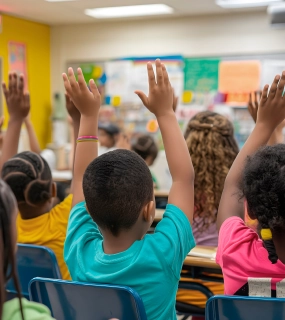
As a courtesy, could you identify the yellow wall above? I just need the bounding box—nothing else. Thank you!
[0,14,51,148]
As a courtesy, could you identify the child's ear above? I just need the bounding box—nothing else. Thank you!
[143,200,155,223]
[51,182,57,198]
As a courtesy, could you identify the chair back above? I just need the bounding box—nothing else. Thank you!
[6,244,61,300]
[29,277,147,320]
[205,295,285,320]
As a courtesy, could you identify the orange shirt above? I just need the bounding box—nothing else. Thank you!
[17,194,72,280]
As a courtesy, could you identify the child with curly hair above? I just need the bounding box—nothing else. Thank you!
[217,72,285,296]
[177,111,239,311]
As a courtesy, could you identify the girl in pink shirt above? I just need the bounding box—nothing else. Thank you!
[217,72,285,297]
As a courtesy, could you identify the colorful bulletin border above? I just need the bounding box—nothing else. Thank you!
[8,41,28,90]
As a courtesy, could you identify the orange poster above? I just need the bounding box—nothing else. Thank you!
[219,60,261,94]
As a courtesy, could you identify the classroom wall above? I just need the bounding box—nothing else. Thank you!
[51,11,285,93]
[0,14,51,148]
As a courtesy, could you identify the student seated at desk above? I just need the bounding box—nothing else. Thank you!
[132,134,159,188]
[63,60,195,320]
[176,111,238,310]
[0,179,54,320]
[217,73,285,296]
[0,73,79,280]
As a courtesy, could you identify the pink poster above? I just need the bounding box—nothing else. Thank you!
[8,42,28,90]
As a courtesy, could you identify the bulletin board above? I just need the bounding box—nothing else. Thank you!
[66,52,285,148]
[181,52,285,148]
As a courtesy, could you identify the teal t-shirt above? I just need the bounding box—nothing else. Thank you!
[64,202,195,320]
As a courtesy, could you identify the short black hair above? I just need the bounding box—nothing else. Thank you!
[132,135,158,162]
[2,151,52,207]
[83,149,153,236]
[242,144,285,264]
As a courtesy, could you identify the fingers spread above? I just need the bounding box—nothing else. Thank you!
[18,75,24,93]
[277,71,285,98]
[155,59,164,87]
[162,63,170,86]
[77,68,88,91]
[147,62,156,90]
[9,73,17,93]
[135,90,148,107]
[89,79,100,97]
[2,82,8,100]
[62,73,72,95]
[268,75,280,100]
[261,84,269,103]
[67,68,79,91]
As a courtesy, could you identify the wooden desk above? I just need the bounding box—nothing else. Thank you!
[184,246,220,270]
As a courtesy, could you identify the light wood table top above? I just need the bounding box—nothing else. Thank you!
[184,246,220,270]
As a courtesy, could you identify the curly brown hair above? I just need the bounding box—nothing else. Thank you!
[184,111,239,232]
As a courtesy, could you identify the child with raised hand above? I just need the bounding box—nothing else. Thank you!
[63,59,195,320]
[0,73,78,280]
[0,179,55,320]
[217,72,285,297]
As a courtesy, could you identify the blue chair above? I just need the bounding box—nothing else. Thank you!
[6,244,61,300]
[205,295,285,320]
[29,277,147,320]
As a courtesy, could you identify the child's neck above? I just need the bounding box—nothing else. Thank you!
[102,230,145,254]
[18,202,52,220]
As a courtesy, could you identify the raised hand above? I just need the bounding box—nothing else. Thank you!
[257,73,285,131]
[65,93,80,123]
[135,59,174,117]
[2,73,30,120]
[62,68,100,117]
[173,91,179,112]
[248,91,261,123]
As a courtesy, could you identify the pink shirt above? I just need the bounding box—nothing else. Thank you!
[216,217,285,296]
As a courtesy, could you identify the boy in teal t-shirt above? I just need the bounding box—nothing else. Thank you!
[63,60,195,320]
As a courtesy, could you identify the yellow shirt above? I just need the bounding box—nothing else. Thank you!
[17,194,72,280]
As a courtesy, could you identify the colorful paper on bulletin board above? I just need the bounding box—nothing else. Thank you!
[125,55,184,104]
[80,63,106,85]
[184,58,220,92]
[219,61,261,94]
[8,42,28,90]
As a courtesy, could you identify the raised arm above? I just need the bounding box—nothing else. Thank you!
[65,93,80,194]
[62,68,100,207]
[0,73,30,171]
[217,73,285,230]
[248,90,285,145]
[135,59,194,223]
[24,112,41,154]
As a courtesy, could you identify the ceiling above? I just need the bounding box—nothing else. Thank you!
[0,0,265,26]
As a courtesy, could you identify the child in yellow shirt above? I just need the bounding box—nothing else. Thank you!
[0,73,79,280]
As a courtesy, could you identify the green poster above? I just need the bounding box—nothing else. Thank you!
[184,58,220,92]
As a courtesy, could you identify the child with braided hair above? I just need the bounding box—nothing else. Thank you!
[0,73,78,280]
[217,72,285,296]
[177,111,238,311]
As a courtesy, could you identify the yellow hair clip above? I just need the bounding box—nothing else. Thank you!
[261,228,272,241]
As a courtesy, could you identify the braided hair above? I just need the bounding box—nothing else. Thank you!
[242,144,285,264]
[1,151,52,208]
[0,180,24,319]
[184,111,239,232]
[132,135,158,164]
